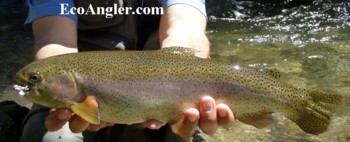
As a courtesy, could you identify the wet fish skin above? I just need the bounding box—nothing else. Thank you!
[14,47,342,136]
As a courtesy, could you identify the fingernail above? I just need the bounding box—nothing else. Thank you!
[188,115,198,123]
[203,101,214,112]
[218,109,227,117]
[58,113,67,120]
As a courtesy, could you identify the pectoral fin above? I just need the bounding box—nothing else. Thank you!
[71,96,100,124]
[238,111,273,128]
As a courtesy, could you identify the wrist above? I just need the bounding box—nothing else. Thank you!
[34,44,78,60]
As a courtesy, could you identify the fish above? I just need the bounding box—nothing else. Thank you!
[13,47,342,139]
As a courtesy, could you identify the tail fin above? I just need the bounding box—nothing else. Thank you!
[293,89,342,134]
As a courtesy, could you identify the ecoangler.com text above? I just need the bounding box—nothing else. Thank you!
[59,3,164,18]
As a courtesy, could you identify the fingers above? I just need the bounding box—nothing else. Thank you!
[199,96,218,134]
[45,108,114,133]
[148,108,200,140]
[45,108,73,131]
[198,96,235,135]
[182,108,200,131]
[170,108,199,140]
[69,115,90,133]
[216,104,235,129]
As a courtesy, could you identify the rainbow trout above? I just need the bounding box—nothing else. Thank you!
[13,47,342,138]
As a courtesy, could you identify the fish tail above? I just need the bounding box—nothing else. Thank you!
[293,89,342,134]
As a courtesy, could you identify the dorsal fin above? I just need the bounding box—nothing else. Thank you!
[260,68,281,79]
[158,47,201,58]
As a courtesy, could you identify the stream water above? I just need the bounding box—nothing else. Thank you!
[206,1,350,141]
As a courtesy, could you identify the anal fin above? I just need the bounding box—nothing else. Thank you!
[238,111,273,128]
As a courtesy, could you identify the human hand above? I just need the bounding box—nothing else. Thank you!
[45,108,114,133]
[146,96,235,139]
[45,108,159,133]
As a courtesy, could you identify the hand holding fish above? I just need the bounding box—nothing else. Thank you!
[44,96,235,136]
[45,108,114,133]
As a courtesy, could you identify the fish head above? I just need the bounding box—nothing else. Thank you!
[13,61,82,109]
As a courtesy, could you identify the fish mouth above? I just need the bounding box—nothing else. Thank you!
[13,84,31,96]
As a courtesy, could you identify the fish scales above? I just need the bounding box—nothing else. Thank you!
[14,48,342,137]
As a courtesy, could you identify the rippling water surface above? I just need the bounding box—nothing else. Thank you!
[207,1,350,141]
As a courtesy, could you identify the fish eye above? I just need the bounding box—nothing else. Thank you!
[29,72,41,82]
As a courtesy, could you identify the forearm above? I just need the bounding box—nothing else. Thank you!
[159,4,210,58]
[32,16,78,60]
